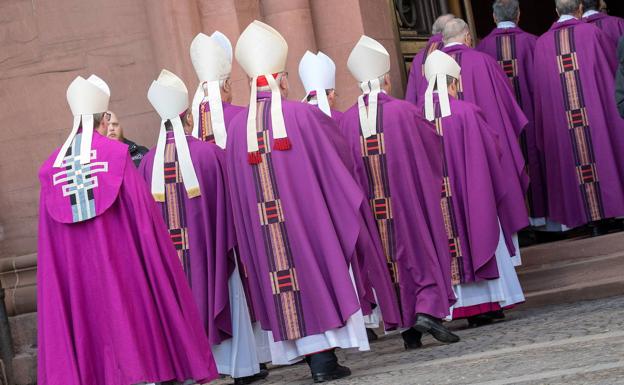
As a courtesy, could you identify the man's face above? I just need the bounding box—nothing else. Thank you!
[106,112,123,141]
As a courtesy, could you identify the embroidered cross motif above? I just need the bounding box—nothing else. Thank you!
[52,134,108,223]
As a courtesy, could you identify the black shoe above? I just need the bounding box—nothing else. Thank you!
[488,310,505,320]
[233,368,269,385]
[308,350,351,383]
[312,364,351,383]
[414,314,460,343]
[401,327,423,349]
[366,328,378,341]
[467,314,494,328]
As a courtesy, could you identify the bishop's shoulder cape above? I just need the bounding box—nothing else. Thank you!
[38,131,217,385]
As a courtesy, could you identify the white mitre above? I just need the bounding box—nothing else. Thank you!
[347,35,390,138]
[298,50,336,117]
[147,69,200,202]
[190,31,232,148]
[235,20,289,161]
[54,75,111,168]
[424,50,461,121]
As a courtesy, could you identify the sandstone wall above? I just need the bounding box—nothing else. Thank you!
[0,0,404,314]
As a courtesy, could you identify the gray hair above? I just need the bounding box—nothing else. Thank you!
[432,14,455,34]
[493,0,520,23]
[555,0,581,15]
[443,18,470,44]
[581,0,599,11]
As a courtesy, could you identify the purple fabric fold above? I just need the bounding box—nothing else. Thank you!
[38,132,218,385]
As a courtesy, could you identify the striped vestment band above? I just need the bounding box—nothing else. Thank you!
[359,104,402,306]
[251,99,305,341]
[555,26,605,222]
[434,115,464,285]
[162,131,192,282]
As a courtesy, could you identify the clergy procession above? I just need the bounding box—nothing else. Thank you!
[36,0,624,384]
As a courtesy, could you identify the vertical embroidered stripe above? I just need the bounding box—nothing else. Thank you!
[434,113,464,285]
[251,99,305,340]
[555,27,604,222]
[199,100,216,143]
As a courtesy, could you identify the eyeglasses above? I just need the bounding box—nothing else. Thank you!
[103,112,111,121]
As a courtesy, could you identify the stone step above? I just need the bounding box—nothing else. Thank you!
[9,313,36,355]
[12,351,36,385]
[519,232,624,269]
[519,277,624,309]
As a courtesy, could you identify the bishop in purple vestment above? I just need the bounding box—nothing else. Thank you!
[425,18,529,250]
[342,35,459,349]
[533,2,624,228]
[298,50,343,122]
[38,75,217,385]
[583,0,624,47]
[405,13,455,105]
[423,50,526,325]
[227,21,400,382]
[477,0,547,223]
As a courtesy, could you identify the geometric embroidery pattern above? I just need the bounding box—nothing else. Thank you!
[495,33,534,214]
[555,27,604,222]
[52,133,109,223]
[360,104,401,302]
[162,130,192,281]
[447,52,465,100]
[420,41,444,76]
[198,100,215,143]
[435,116,464,285]
[251,99,305,341]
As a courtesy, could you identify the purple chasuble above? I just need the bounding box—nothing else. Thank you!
[433,96,528,284]
[477,27,547,219]
[339,93,456,323]
[405,34,444,105]
[38,131,217,385]
[139,132,237,346]
[533,19,624,227]
[584,13,624,47]
[432,45,529,201]
[226,92,400,342]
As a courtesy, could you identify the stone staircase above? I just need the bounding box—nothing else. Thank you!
[517,231,624,309]
[4,232,624,384]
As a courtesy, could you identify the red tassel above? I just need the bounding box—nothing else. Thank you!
[273,137,292,151]
[247,151,262,165]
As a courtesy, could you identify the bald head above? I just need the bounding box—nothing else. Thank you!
[556,0,581,15]
[443,18,471,46]
[432,13,455,34]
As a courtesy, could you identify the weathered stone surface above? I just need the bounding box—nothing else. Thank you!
[209,295,624,384]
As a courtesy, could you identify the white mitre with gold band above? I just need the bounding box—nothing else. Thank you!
[299,50,336,117]
[235,20,289,164]
[147,69,200,202]
[54,75,110,168]
[424,50,461,122]
[347,35,390,138]
[190,31,232,148]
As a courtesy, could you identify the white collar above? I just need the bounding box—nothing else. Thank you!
[445,42,464,48]
[583,10,600,18]
[497,21,517,29]
[557,15,578,23]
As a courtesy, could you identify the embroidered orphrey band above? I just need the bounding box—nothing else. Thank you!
[496,33,533,214]
[448,52,465,100]
[433,115,464,285]
[162,131,192,282]
[420,41,444,75]
[198,100,216,143]
[555,27,604,222]
[360,104,402,303]
[250,99,305,340]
